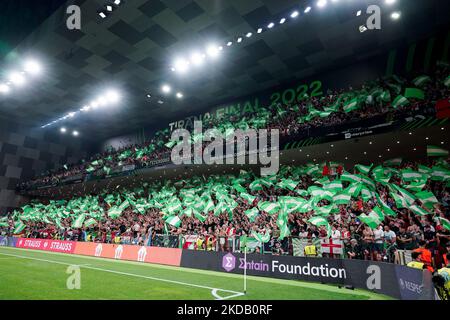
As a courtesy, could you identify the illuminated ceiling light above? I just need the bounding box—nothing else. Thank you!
[174,58,190,73]
[60,127,67,133]
[161,84,171,94]
[317,0,327,8]
[72,130,79,137]
[190,52,205,66]
[0,84,10,94]
[291,11,299,18]
[425,137,429,140]
[257,28,263,33]
[157,100,164,104]
[24,59,42,76]
[97,96,108,107]
[304,6,312,13]
[237,37,243,43]
[91,100,99,108]
[99,12,106,18]
[385,0,396,4]
[441,127,445,130]
[80,105,91,112]
[218,46,223,51]
[246,32,252,38]
[206,44,220,58]
[106,5,113,12]
[227,41,233,46]
[114,0,122,5]
[105,90,120,104]
[391,11,401,20]
[68,112,76,118]
[176,92,183,99]
[8,71,26,86]
[267,22,275,29]
[279,18,286,24]
[441,141,445,145]
[146,94,152,98]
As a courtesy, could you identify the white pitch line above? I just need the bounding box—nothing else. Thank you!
[0,251,244,300]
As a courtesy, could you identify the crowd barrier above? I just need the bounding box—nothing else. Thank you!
[2,237,437,300]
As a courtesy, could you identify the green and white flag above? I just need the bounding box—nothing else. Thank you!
[13,221,26,234]
[409,205,429,216]
[392,95,409,108]
[358,210,382,229]
[333,193,351,205]
[384,158,403,166]
[165,215,181,228]
[257,202,280,215]
[308,216,329,227]
[278,179,298,191]
[413,75,431,87]
[251,229,271,243]
[245,208,259,222]
[355,164,373,175]
[194,211,207,223]
[415,191,438,208]
[438,217,450,231]
[376,194,396,217]
[427,145,449,157]
[84,218,97,227]
[401,169,427,182]
[240,193,256,203]
[72,213,86,228]
[343,98,359,113]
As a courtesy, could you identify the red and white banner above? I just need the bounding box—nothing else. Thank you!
[182,235,199,250]
[16,238,76,254]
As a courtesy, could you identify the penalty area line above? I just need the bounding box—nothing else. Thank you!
[0,251,244,300]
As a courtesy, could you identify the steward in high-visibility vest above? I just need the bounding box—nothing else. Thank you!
[407,252,426,270]
[433,253,450,300]
[413,242,434,272]
[304,240,317,257]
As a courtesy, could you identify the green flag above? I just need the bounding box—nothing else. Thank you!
[438,217,450,231]
[251,229,271,243]
[13,221,26,234]
[384,158,403,166]
[245,208,259,222]
[257,202,280,215]
[404,88,425,100]
[165,215,181,228]
[392,95,409,108]
[72,213,86,228]
[427,145,449,157]
[409,205,429,216]
[343,98,359,113]
[412,75,431,87]
[355,164,373,175]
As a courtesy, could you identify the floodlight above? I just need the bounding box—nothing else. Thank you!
[176,92,183,99]
[72,131,79,137]
[60,127,67,133]
[162,84,171,94]
[267,22,275,29]
[304,6,311,13]
[24,59,42,76]
[9,71,26,86]
[206,45,220,58]
[391,11,401,20]
[0,84,10,94]
[317,0,327,8]
[290,11,299,18]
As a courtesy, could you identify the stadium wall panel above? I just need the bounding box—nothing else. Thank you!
[0,117,93,215]
[180,250,436,300]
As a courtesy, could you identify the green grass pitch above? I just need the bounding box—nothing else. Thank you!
[0,247,391,300]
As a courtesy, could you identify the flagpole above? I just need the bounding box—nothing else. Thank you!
[243,243,247,295]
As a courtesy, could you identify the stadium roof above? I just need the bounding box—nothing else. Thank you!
[0,0,449,141]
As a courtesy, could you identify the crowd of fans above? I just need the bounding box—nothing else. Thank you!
[2,157,450,271]
[17,65,449,190]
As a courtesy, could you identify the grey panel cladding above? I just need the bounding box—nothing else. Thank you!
[0,117,92,214]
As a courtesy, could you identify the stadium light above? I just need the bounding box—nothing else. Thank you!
[246,32,252,38]
[60,127,67,133]
[99,12,106,18]
[105,90,120,104]
[317,0,327,8]
[174,58,190,73]
[385,0,396,4]
[24,59,42,76]
[8,71,26,86]
[190,52,205,66]
[257,28,263,33]
[72,130,79,137]
[106,5,113,12]
[267,22,275,29]
[279,18,286,24]
[227,41,233,46]
[0,84,10,94]
[391,11,401,20]
[91,100,99,108]
[304,6,312,13]
[176,92,183,99]
[206,44,220,58]
[162,84,171,94]
[114,0,122,5]
[237,37,243,43]
[290,11,299,18]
